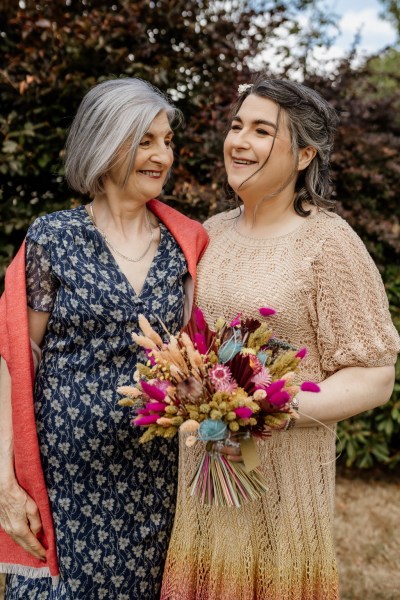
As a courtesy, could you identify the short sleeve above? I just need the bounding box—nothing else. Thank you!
[25,218,59,312]
[313,223,400,373]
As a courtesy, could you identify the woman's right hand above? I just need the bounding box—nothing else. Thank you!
[0,478,47,561]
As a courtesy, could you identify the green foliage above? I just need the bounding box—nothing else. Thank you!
[337,359,400,469]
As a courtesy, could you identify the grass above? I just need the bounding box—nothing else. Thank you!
[1,475,399,599]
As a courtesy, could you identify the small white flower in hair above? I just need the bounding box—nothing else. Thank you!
[237,83,253,95]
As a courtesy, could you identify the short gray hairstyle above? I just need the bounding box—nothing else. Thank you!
[64,77,182,195]
[229,76,339,215]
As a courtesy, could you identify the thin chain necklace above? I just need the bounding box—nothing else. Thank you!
[89,201,155,263]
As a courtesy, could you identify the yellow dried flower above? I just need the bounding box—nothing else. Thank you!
[199,404,211,413]
[165,405,178,415]
[214,317,226,331]
[206,351,219,365]
[210,409,222,420]
[164,426,179,438]
[136,364,154,379]
[248,324,273,352]
[269,351,299,378]
[139,425,157,443]
[229,421,240,432]
[226,411,237,421]
[118,398,136,407]
[264,413,289,429]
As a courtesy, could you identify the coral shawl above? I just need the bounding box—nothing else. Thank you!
[0,199,208,579]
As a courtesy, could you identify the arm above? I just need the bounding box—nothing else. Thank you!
[0,309,50,561]
[296,364,395,427]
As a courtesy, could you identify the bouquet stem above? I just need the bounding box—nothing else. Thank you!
[189,449,268,508]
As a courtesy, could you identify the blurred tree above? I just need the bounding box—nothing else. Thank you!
[0,0,337,279]
[378,0,400,37]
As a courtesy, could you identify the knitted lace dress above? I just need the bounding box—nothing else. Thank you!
[161,209,400,600]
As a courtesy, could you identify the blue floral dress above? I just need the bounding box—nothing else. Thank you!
[5,205,187,600]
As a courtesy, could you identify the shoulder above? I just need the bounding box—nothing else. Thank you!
[304,210,370,256]
[26,206,87,243]
[203,209,238,235]
[306,210,379,278]
[149,199,208,242]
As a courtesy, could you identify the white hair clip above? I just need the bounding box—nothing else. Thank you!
[237,83,253,95]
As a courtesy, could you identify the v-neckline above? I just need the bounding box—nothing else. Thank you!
[80,204,163,299]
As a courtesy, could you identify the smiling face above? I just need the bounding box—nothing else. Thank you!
[224,94,298,203]
[106,110,174,202]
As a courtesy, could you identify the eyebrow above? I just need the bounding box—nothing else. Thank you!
[143,129,174,138]
[232,116,277,130]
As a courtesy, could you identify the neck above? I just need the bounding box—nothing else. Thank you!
[90,192,153,238]
[237,189,302,237]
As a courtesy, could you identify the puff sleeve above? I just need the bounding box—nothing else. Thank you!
[313,222,400,373]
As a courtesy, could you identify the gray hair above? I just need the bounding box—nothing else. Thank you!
[229,76,339,215]
[64,77,182,195]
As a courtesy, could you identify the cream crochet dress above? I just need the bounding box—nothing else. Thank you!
[161,209,400,600]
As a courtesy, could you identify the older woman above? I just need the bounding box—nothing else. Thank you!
[0,78,207,599]
[161,77,400,599]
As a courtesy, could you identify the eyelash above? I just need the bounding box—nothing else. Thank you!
[230,124,270,136]
[139,139,173,148]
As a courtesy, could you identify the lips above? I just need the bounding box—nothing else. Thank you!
[232,157,257,166]
[138,170,162,178]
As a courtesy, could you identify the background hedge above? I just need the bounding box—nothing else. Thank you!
[1,0,399,470]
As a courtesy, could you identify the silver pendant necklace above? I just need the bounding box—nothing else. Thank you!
[89,201,155,263]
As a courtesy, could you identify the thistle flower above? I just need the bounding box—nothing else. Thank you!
[175,377,203,404]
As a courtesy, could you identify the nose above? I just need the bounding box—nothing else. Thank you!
[232,129,251,150]
[150,143,172,166]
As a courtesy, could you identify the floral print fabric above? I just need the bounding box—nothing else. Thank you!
[5,206,187,600]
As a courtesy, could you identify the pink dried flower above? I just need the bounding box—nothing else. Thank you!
[194,307,207,331]
[141,380,166,401]
[216,380,238,393]
[268,391,291,407]
[230,313,242,327]
[265,380,285,396]
[301,381,321,393]
[194,332,208,354]
[251,366,272,389]
[295,347,307,359]
[133,414,159,426]
[209,364,235,391]
[259,307,276,317]
[145,402,167,412]
[235,406,254,419]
